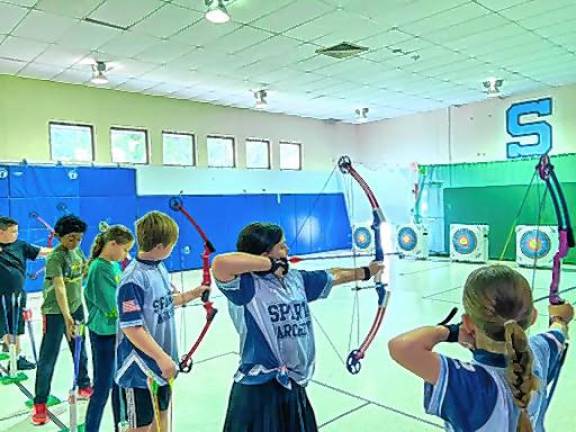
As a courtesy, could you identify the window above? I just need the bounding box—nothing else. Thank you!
[49,122,93,162]
[111,128,148,164]
[279,142,302,170]
[163,132,195,166]
[207,135,235,167]
[245,138,270,169]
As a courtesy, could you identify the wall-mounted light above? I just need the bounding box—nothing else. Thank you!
[482,77,503,97]
[205,0,230,24]
[254,89,268,109]
[355,107,369,123]
[91,61,108,85]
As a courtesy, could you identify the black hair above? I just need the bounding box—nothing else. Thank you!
[54,215,87,237]
[0,216,18,230]
[236,222,284,255]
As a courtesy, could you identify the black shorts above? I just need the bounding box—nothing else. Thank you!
[223,380,318,432]
[0,292,27,338]
[123,385,172,428]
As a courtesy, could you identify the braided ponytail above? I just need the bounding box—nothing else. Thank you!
[88,232,107,268]
[504,320,538,432]
[463,265,538,432]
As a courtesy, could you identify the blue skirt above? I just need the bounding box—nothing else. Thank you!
[223,380,318,432]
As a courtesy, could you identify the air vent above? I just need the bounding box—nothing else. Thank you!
[316,42,368,59]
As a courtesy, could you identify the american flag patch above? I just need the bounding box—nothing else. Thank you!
[122,300,141,313]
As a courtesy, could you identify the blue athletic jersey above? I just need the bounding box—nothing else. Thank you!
[115,258,177,389]
[216,269,334,388]
[425,330,566,431]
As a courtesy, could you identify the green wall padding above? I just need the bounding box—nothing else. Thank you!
[444,184,576,264]
[420,153,576,264]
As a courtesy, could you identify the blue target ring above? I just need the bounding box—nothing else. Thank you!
[398,227,418,252]
[353,226,372,250]
[520,229,551,259]
[452,228,477,255]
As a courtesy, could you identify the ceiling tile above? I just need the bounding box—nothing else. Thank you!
[52,67,92,84]
[88,0,164,29]
[352,0,469,27]
[0,35,48,62]
[425,13,510,44]
[34,0,101,18]
[284,9,381,44]
[401,2,488,36]
[115,78,161,92]
[203,25,273,55]
[250,0,333,34]
[499,0,576,20]
[2,0,37,6]
[12,9,77,43]
[475,0,531,11]
[234,35,305,62]
[108,58,158,77]
[519,5,576,30]
[227,0,297,24]
[56,20,121,50]
[0,57,26,74]
[134,40,194,64]
[98,31,160,58]
[33,45,88,66]
[131,3,202,39]
[171,19,241,47]
[17,62,65,79]
[0,2,28,34]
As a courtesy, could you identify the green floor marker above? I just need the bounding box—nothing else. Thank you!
[0,371,28,385]
[25,394,62,408]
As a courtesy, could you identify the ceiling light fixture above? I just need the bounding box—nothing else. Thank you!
[91,61,109,85]
[355,107,369,123]
[205,0,230,24]
[482,77,503,97]
[254,89,268,109]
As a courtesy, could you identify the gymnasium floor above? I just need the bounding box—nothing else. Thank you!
[1,252,574,431]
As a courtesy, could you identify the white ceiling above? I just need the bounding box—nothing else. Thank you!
[1,0,575,123]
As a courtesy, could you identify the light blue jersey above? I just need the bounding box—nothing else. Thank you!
[115,258,177,388]
[425,330,566,431]
[216,269,334,389]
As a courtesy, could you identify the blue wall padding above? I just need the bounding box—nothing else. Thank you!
[0,198,8,216]
[9,197,81,227]
[1,164,351,292]
[78,167,135,196]
[0,166,9,197]
[9,165,80,197]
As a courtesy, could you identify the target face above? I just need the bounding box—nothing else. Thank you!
[452,228,477,255]
[353,226,373,250]
[520,229,551,259]
[398,226,418,252]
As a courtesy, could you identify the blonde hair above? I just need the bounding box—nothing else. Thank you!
[88,224,134,268]
[135,211,178,252]
[463,265,538,432]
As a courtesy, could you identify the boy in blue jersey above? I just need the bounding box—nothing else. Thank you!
[389,264,573,432]
[115,211,209,432]
[212,222,383,432]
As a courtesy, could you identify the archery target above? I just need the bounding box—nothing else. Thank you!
[519,229,552,259]
[452,228,477,255]
[397,226,418,252]
[353,226,373,250]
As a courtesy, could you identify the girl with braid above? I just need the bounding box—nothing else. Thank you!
[389,264,573,432]
[84,225,134,432]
